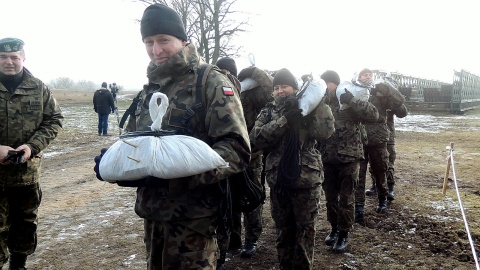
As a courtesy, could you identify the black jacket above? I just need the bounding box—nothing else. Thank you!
[93,88,115,114]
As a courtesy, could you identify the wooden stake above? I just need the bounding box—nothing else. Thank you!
[122,139,138,148]
[127,156,140,163]
[442,142,454,195]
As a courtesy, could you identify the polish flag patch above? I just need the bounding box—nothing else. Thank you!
[223,87,234,96]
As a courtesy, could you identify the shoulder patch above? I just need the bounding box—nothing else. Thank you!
[223,86,234,96]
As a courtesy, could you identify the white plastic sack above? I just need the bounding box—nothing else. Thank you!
[240,78,259,93]
[336,81,370,110]
[298,79,327,116]
[99,92,229,182]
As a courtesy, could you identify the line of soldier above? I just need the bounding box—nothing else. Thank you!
[1,3,408,270]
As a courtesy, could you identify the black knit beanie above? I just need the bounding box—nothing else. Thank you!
[101,82,107,88]
[321,70,340,85]
[140,4,188,41]
[273,68,298,90]
[216,57,237,77]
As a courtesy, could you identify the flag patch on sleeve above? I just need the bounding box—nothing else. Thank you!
[223,87,234,96]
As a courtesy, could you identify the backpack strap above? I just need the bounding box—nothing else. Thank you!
[119,91,142,129]
[181,64,213,133]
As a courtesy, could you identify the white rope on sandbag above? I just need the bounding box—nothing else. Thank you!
[448,146,480,270]
[149,92,169,131]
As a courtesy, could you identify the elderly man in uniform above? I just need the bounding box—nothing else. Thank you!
[95,4,250,269]
[0,37,63,270]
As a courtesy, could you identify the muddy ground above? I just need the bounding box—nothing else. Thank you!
[24,89,480,269]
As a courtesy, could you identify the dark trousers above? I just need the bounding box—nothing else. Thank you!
[97,113,109,135]
[0,183,42,267]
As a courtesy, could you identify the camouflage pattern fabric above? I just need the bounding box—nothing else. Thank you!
[0,69,64,187]
[355,83,405,203]
[319,92,378,233]
[240,67,274,130]
[144,218,218,270]
[250,96,334,269]
[270,184,321,270]
[356,143,389,206]
[125,43,250,269]
[0,183,41,266]
[322,161,359,232]
[386,104,408,185]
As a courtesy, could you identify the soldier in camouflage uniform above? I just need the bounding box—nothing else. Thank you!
[354,69,406,218]
[318,70,378,253]
[365,105,408,200]
[0,37,63,270]
[235,66,273,258]
[124,5,250,270]
[250,68,334,270]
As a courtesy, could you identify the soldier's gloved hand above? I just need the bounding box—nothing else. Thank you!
[284,109,303,124]
[374,82,391,95]
[238,66,256,81]
[340,89,354,104]
[93,148,109,181]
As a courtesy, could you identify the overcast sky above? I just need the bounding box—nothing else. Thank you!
[1,0,479,90]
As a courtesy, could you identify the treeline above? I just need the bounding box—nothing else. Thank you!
[48,77,122,91]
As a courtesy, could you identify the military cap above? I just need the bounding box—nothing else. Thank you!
[0,38,24,52]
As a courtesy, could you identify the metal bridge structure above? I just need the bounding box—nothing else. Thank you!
[372,69,480,114]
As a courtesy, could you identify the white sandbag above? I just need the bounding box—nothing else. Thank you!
[240,78,259,92]
[99,135,229,181]
[99,92,229,182]
[336,81,370,110]
[298,79,327,116]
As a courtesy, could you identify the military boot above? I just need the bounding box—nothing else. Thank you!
[217,250,226,270]
[354,206,365,224]
[387,183,395,201]
[376,196,388,213]
[333,231,349,253]
[240,241,257,258]
[8,253,27,270]
[365,182,377,196]
[324,227,338,246]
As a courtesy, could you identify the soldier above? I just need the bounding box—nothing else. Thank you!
[365,105,408,200]
[0,37,64,270]
[354,69,406,220]
[250,68,334,269]
[109,82,119,101]
[318,70,378,253]
[93,82,115,136]
[96,4,251,269]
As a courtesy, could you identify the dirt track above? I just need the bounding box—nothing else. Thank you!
[25,90,480,269]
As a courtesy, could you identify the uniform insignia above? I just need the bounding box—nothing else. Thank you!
[223,87,234,96]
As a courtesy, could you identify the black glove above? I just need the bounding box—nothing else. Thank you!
[94,148,109,181]
[284,109,303,124]
[340,89,354,104]
[284,95,299,110]
[238,66,256,81]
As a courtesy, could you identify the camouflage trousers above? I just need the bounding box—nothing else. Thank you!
[356,143,389,207]
[368,141,396,186]
[144,217,219,270]
[0,183,42,267]
[228,203,263,247]
[322,161,359,232]
[270,186,321,270]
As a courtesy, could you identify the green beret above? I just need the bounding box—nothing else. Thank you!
[0,38,24,52]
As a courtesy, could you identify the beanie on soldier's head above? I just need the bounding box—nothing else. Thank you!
[141,4,188,41]
[216,57,237,77]
[273,68,298,90]
[101,82,107,88]
[321,70,340,85]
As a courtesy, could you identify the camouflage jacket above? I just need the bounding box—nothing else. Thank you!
[240,67,274,131]
[250,96,334,188]
[0,69,63,187]
[126,43,250,222]
[319,93,379,164]
[364,83,406,146]
[387,104,408,143]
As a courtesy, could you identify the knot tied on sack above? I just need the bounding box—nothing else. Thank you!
[149,92,169,131]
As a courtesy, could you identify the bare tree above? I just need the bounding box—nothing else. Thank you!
[49,77,75,90]
[133,0,248,63]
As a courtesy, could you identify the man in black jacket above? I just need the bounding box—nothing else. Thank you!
[93,82,115,136]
